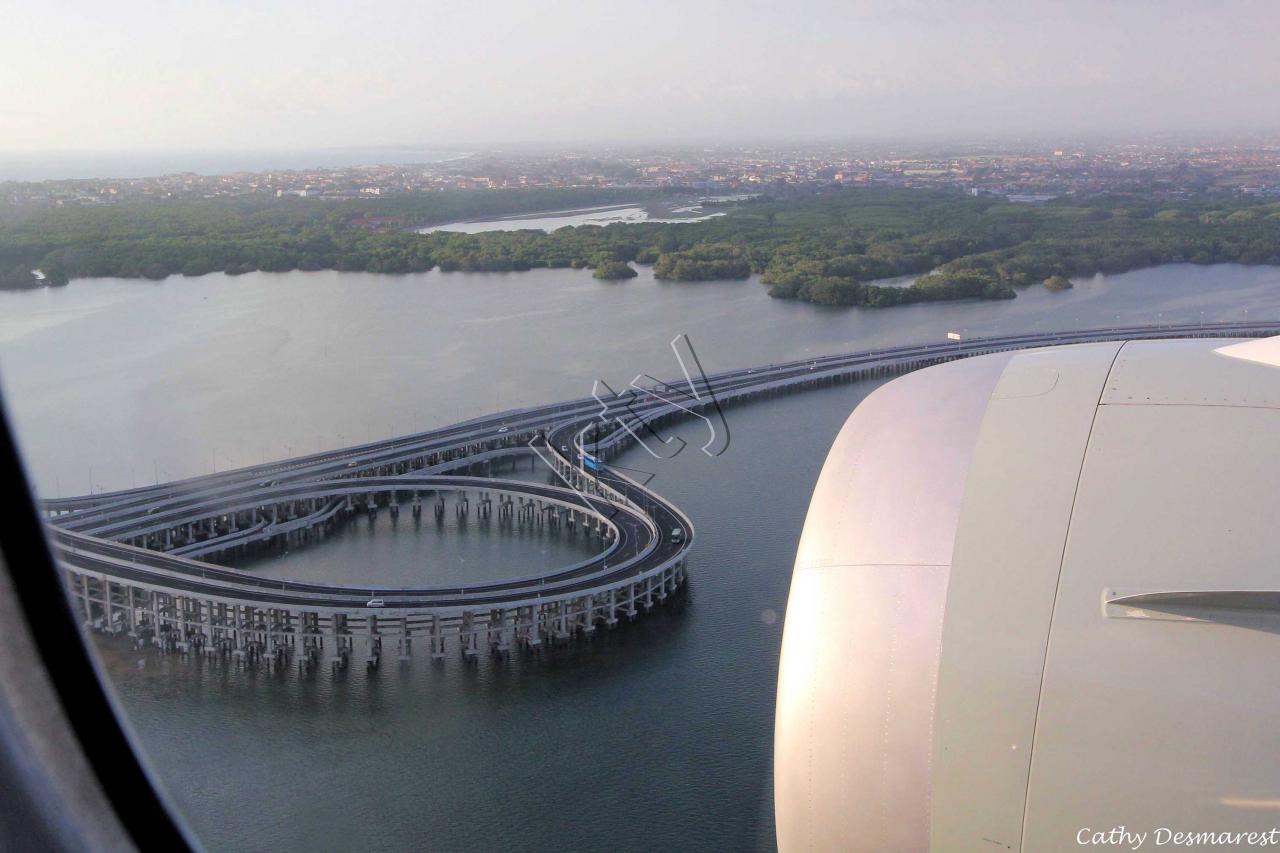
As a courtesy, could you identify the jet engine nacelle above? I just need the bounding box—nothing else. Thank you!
[775,338,1280,851]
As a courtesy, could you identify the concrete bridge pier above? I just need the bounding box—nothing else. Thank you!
[499,612,514,655]
[176,597,196,654]
[327,616,353,672]
[398,634,412,664]
[428,616,445,659]
[396,619,412,664]
[517,605,542,651]
[605,590,619,627]
[488,608,513,656]
[148,594,163,648]
[552,604,571,644]
[94,578,114,630]
[297,613,321,669]
[298,633,320,673]
[459,612,480,659]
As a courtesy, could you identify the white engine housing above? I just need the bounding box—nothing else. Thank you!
[775,338,1280,851]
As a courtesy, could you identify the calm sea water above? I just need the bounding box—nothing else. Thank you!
[0,146,469,182]
[1,262,1278,851]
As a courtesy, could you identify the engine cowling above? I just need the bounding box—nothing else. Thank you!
[775,338,1280,851]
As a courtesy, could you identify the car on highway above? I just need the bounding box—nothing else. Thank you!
[365,598,384,608]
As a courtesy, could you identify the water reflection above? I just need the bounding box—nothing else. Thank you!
[419,202,724,233]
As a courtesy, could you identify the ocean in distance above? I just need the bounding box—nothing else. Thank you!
[0,146,469,182]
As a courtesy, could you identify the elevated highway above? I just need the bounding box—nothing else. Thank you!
[45,320,1280,672]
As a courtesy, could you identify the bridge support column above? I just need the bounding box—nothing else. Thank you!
[460,612,480,658]
[429,616,445,659]
[553,603,570,643]
[176,597,191,654]
[500,610,514,654]
[520,605,542,650]
[74,573,91,626]
[396,618,412,663]
[328,615,350,672]
[149,592,162,645]
[101,581,117,636]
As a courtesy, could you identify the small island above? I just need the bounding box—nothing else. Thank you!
[592,259,638,280]
[1043,274,1074,291]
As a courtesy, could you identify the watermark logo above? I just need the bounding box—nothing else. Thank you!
[1077,825,1280,849]
[529,333,730,518]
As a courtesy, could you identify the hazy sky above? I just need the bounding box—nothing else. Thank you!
[3,0,1279,152]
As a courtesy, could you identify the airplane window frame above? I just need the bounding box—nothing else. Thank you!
[0,396,194,851]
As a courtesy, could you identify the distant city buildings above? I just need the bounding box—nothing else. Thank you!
[5,140,1280,207]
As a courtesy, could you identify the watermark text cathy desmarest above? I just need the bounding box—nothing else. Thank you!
[1078,825,1280,849]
